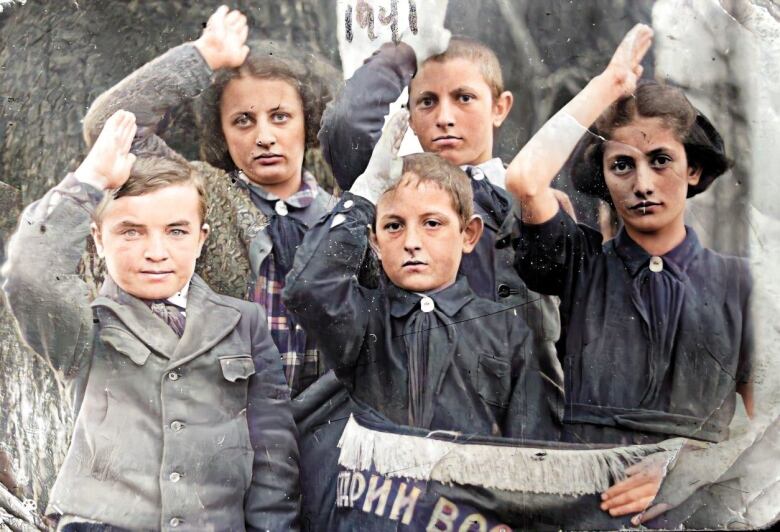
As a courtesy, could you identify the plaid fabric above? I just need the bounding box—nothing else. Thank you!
[239,170,320,208]
[246,171,324,396]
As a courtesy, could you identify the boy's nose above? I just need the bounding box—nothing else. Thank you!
[144,234,170,262]
[403,226,423,252]
[435,100,456,129]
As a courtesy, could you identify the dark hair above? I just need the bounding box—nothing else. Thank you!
[380,153,474,228]
[199,39,340,173]
[95,153,207,223]
[570,81,730,203]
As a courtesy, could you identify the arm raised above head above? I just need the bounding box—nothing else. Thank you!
[506,24,653,225]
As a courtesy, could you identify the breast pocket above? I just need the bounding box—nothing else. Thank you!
[477,354,511,408]
[218,354,256,382]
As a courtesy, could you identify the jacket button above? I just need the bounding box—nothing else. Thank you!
[343,199,354,209]
[497,284,511,298]
[170,421,185,432]
[167,372,179,381]
[169,517,181,527]
[169,472,181,482]
[495,236,510,249]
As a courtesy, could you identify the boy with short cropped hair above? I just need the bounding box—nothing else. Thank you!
[319,1,561,373]
[285,112,562,438]
[2,111,299,530]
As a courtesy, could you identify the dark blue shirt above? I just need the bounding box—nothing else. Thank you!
[516,209,752,444]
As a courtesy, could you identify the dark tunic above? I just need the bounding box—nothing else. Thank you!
[283,193,563,440]
[515,209,752,444]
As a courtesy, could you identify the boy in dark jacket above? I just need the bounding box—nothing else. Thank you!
[2,111,299,531]
[319,1,561,372]
[284,111,561,439]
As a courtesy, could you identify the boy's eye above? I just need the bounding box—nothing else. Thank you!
[122,228,140,237]
[169,228,189,237]
[610,158,634,175]
[383,222,403,233]
[457,94,474,104]
[423,219,442,228]
[418,96,435,109]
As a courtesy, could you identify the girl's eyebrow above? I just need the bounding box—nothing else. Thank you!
[645,146,673,157]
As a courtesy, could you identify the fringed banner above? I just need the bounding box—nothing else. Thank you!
[338,415,683,496]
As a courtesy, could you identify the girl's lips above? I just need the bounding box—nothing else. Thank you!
[254,155,284,166]
[629,201,662,214]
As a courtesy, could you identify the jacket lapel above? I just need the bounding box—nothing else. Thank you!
[91,294,180,360]
[169,275,242,368]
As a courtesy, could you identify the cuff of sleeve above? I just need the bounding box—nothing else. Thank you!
[334,192,376,225]
[516,208,574,255]
[177,43,215,96]
[61,173,105,207]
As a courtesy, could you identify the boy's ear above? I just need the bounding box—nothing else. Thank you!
[196,223,210,258]
[687,162,703,187]
[462,215,484,254]
[90,222,105,258]
[368,225,382,261]
[492,90,514,128]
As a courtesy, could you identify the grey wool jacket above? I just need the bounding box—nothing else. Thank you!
[2,174,300,531]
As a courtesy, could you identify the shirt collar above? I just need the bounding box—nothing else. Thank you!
[388,276,475,318]
[614,226,702,277]
[461,158,506,189]
[237,170,319,209]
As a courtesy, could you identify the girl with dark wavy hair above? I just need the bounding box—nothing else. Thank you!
[506,24,753,524]
[84,7,339,396]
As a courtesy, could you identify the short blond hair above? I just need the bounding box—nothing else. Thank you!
[94,155,207,223]
[418,36,504,100]
[380,153,473,228]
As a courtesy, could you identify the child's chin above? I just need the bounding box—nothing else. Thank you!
[394,277,444,294]
[122,282,179,301]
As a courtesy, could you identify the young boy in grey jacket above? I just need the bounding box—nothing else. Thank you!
[2,111,299,531]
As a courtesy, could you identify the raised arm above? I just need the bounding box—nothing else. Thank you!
[506,24,653,224]
[2,111,136,378]
[284,110,409,374]
[83,6,248,157]
[318,0,450,189]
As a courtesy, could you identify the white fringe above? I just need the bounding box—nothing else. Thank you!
[337,415,684,495]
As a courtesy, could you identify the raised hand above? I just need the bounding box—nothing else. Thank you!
[401,0,451,65]
[194,5,249,71]
[350,109,409,204]
[603,23,653,98]
[74,110,137,190]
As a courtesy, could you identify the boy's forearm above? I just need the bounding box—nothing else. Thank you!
[506,73,624,224]
[83,43,212,151]
[283,193,375,369]
[318,43,416,189]
[2,174,100,375]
